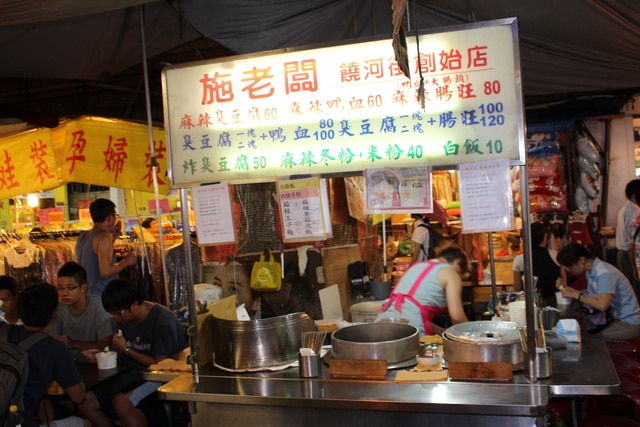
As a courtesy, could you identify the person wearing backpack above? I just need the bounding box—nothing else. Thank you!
[2,283,94,427]
[409,214,443,266]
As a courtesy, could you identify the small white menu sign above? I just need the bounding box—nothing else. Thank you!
[459,160,514,233]
[192,183,236,245]
[277,177,327,242]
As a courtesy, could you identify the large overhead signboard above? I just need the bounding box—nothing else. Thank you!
[162,18,524,187]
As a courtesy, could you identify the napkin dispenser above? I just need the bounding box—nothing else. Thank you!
[555,319,581,343]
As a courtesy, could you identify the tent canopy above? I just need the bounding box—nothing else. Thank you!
[0,0,637,125]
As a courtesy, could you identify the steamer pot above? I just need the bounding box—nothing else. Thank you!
[331,322,419,365]
[210,312,316,370]
[442,321,525,369]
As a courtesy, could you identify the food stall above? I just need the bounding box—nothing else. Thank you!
[156,18,620,426]
[156,333,616,426]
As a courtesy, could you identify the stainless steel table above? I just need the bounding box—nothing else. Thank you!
[156,335,618,427]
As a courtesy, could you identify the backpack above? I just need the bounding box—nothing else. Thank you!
[0,323,48,424]
[632,224,640,247]
[417,221,444,259]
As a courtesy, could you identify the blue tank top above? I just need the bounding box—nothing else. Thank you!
[75,229,118,297]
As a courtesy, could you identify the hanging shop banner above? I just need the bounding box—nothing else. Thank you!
[277,177,328,242]
[459,160,514,233]
[163,18,524,186]
[0,128,60,199]
[60,117,171,194]
[364,167,432,214]
[192,182,236,245]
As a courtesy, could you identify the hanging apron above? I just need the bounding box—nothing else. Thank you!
[379,261,447,335]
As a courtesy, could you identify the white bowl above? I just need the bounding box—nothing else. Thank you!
[416,354,441,369]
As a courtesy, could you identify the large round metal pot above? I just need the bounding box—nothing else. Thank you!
[210,312,316,370]
[442,321,525,369]
[331,322,419,365]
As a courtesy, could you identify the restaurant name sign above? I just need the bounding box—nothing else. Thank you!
[162,18,524,186]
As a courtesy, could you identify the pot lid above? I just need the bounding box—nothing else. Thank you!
[444,321,520,345]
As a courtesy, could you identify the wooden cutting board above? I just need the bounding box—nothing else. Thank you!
[447,361,513,381]
[395,370,449,383]
[329,359,387,380]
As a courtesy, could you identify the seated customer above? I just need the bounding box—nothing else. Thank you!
[50,262,116,361]
[0,275,21,325]
[86,278,186,427]
[3,283,102,427]
[556,242,640,341]
[512,222,564,308]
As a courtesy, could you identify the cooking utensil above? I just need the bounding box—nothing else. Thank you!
[331,322,419,366]
[443,321,525,370]
[210,312,316,370]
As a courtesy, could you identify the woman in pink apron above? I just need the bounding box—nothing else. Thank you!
[377,245,470,336]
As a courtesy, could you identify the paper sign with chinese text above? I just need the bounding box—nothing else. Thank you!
[39,208,64,226]
[61,117,170,194]
[192,183,236,245]
[364,167,432,214]
[459,160,514,233]
[277,178,328,242]
[163,18,524,186]
[0,128,60,199]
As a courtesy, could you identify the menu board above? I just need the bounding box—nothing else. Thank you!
[163,18,524,186]
[192,182,236,245]
[459,160,514,233]
[277,177,329,242]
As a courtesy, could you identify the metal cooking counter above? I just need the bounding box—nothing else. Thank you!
[156,335,618,427]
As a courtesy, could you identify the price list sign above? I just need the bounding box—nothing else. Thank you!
[277,178,328,242]
[192,182,236,245]
[459,160,514,233]
[163,18,525,186]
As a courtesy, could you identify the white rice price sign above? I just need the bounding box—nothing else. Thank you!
[163,18,524,186]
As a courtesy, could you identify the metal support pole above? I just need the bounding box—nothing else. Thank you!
[180,188,200,382]
[519,163,537,382]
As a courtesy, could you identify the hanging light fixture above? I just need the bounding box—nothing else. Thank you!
[26,194,39,208]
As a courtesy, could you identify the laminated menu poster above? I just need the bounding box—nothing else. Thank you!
[459,160,514,233]
[192,182,236,245]
[364,167,432,214]
[277,177,330,242]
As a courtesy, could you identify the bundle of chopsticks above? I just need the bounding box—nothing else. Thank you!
[301,331,327,355]
[517,309,556,352]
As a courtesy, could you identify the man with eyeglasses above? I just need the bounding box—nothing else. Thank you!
[75,198,138,297]
[49,261,117,362]
[82,278,185,427]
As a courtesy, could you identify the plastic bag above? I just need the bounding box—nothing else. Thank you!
[250,250,282,292]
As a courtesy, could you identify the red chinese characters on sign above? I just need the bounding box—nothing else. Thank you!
[241,66,275,99]
[142,139,167,187]
[103,135,128,183]
[199,60,318,107]
[0,150,19,190]
[200,71,234,105]
[29,139,55,184]
[66,130,87,174]
[284,59,317,94]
